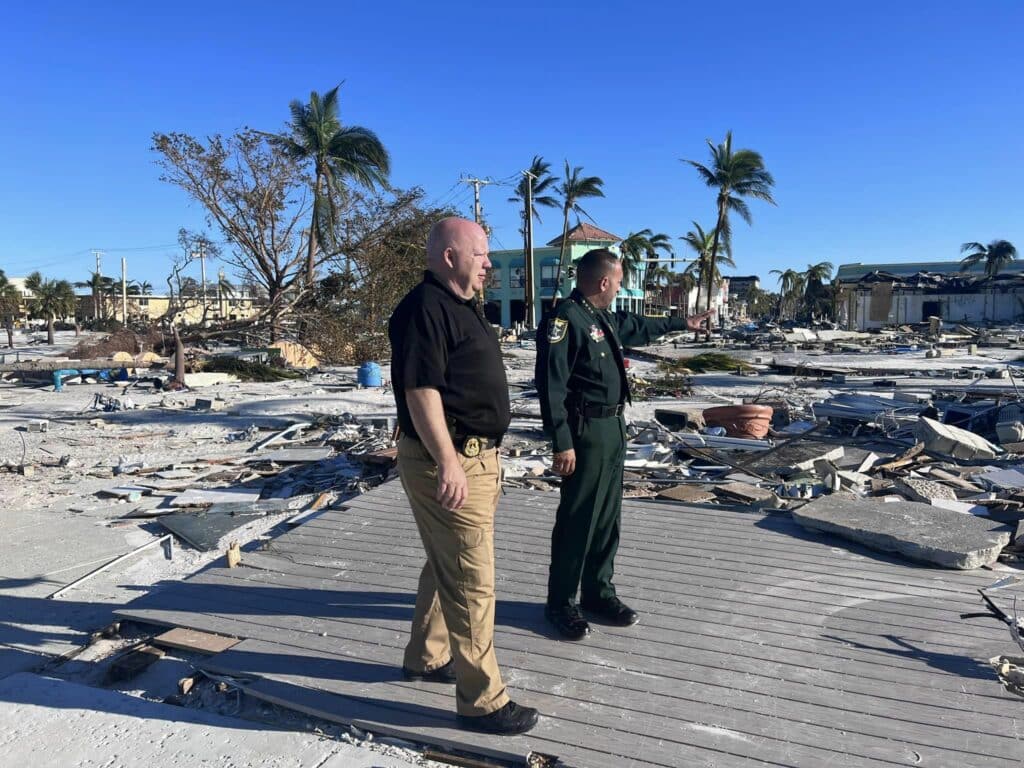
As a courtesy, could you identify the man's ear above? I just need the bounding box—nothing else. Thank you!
[442,247,455,268]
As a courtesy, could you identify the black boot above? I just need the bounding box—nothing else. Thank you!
[457,700,539,735]
[402,658,456,683]
[544,603,590,640]
[581,595,639,627]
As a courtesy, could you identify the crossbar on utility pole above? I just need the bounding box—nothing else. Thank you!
[459,177,495,226]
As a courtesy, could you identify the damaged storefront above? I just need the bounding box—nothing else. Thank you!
[842,270,1024,330]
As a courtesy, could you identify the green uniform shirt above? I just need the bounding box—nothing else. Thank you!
[536,289,690,452]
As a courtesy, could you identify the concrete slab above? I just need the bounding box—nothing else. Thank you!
[979,468,1024,490]
[0,673,420,767]
[895,477,958,503]
[914,417,1000,460]
[792,495,1011,569]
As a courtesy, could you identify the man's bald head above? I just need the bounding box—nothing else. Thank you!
[427,217,486,267]
[425,217,491,299]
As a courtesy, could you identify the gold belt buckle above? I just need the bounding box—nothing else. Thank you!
[463,437,481,457]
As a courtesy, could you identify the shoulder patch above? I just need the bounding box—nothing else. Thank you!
[548,317,568,343]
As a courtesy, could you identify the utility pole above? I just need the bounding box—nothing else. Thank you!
[121,257,128,325]
[218,267,226,318]
[460,177,495,227]
[522,169,536,330]
[197,242,208,317]
[91,250,104,321]
[460,176,495,310]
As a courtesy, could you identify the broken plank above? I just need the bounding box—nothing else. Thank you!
[154,627,239,655]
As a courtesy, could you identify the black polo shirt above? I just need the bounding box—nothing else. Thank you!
[389,271,511,441]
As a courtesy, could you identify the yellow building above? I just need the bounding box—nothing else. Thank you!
[9,276,265,326]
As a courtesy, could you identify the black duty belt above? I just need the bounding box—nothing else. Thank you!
[454,435,501,457]
[580,403,624,419]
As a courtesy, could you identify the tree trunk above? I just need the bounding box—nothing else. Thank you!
[172,325,185,385]
[705,197,728,340]
[550,208,571,310]
[306,173,322,288]
[5,320,12,349]
[46,318,55,345]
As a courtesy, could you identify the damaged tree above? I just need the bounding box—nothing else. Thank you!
[299,188,457,363]
[152,130,315,341]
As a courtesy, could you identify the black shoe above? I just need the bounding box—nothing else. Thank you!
[402,658,456,683]
[581,596,639,627]
[457,700,539,735]
[544,603,590,641]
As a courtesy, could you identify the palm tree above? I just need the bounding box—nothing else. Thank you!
[684,131,776,327]
[770,268,805,320]
[75,271,106,321]
[24,272,75,345]
[619,229,674,290]
[0,271,22,348]
[127,280,154,296]
[551,161,604,307]
[800,261,835,320]
[272,85,391,286]
[679,222,716,320]
[960,239,1018,278]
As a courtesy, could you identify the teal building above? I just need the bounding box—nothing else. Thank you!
[483,222,647,328]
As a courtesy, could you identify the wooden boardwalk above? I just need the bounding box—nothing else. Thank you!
[119,481,1024,767]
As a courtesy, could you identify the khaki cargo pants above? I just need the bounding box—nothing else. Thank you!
[398,436,509,716]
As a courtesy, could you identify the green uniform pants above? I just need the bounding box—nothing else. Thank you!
[547,414,626,608]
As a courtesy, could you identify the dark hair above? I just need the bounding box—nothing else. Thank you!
[576,248,620,287]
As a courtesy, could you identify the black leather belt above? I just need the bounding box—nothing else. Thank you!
[454,435,501,457]
[580,403,624,418]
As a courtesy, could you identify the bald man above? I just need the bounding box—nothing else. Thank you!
[387,217,539,736]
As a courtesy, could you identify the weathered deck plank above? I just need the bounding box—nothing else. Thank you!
[118,481,1024,767]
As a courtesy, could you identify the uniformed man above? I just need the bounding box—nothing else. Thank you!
[389,217,539,734]
[536,248,713,640]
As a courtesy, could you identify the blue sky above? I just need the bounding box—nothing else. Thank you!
[1,1,1022,292]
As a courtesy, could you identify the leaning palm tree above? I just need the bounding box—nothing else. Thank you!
[684,131,776,324]
[550,161,604,307]
[24,272,75,345]
[619,229,674,290]
[960,239,1018,278]
[0,271,22,348]
[271,85,391,286]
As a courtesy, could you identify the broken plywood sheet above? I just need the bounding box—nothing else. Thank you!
[741,440,844,475]
[99,485,151,501]
[792,495,1011,569]
[714,481,785,509]
[254,448,333,464]
[656,485,717,504]
[154,627,239,655]
[159,509,266,551]
[171,488,263,508]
